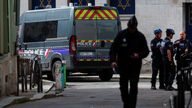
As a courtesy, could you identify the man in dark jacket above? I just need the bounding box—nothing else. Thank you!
[109,16,149,108]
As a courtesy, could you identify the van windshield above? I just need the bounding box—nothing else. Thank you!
[23,21,58,42]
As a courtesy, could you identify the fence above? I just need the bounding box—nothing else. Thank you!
[17,54,43,95]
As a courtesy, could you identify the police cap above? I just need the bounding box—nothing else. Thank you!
[166,28,175,35]
[154,29,162,35]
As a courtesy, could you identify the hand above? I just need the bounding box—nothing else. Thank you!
[131,53,139,59]
[111,62,117,68]
[185,49,188,54]
[169,61,174,66]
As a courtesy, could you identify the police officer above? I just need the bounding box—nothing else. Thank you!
[150,29,165,90]
[161,28,176,91]
[110,16,149,108]
[174,31,192,91]
[174,31,191,71]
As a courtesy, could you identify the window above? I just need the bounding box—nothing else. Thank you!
[97,20,118,40]
[189,5,192,25]
[75,20,97,40]
[110,0,135,14]
[24,21,58,42]
[69,0,95,6]
[32,0,56,10]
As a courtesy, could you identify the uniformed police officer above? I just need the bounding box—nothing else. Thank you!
[174,31,191,71]
[174,31,192,91]
[110,16,149,108]
[150,29,165,90]
[161,28,176,91]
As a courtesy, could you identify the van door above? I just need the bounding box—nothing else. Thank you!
[75,9,98,66]
[96,9,119,63]
[74,8,120,68]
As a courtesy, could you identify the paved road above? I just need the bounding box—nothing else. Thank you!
[8,76,180,108]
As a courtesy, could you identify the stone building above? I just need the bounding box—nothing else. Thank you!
[0,0,20,96]
[19,0,192,43]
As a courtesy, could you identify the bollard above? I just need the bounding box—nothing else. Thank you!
[62,60,67,88]
[55,60,66,94]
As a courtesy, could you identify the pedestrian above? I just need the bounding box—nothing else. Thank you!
[174,31,191,71]
[109,16,149,108]
[161,28,176,91]
[150,29,165,90]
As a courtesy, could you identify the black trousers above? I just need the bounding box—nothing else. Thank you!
[163,60,176,87]
[151,59,164,87]
[118,63,141,108]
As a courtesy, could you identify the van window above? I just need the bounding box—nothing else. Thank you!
[97,20,118,40]
[23,21,58,42]
[75,20,97,40]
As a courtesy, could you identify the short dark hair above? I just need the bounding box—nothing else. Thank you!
[127,16,138,28]
[166,28,175,36]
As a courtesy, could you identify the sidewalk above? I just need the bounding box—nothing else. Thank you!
[0,80,63,108]
[0,73,152,108]
[0,73,191,108]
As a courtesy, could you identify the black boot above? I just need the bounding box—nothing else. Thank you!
[151,84,156,90]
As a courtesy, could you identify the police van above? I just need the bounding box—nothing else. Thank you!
[18,6,121,81]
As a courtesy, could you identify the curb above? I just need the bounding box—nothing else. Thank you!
[2,92,64,108]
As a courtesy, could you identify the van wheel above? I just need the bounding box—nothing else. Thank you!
[48,61,62,81]
[99,69,113,81]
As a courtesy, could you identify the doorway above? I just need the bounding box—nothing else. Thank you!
[186,3,192,41]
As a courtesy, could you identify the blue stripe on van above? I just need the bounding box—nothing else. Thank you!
[52,48,69,55]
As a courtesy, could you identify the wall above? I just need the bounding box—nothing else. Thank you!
[0,56,17,96]
[0,0,3,54]
[0,0,18,97]
[136,0,183,43]
[56,0,67,8]
[20,0,29,16]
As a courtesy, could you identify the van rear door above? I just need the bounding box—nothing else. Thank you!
[74,7,119,68]
[75,8,97,67]
[96,9,118,63]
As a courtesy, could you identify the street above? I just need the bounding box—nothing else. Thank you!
[7,75,177,108]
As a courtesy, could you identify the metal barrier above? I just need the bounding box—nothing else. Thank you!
[17,54,43,94]
[170,53,192,108]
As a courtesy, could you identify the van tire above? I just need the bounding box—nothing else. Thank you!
[99,69,113,81]
[48,60,62,81]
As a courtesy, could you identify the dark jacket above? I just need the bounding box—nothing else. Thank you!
[110,28,149,67]
[161,37,174,62]
[150,38,163,61]
[174,39,191,60]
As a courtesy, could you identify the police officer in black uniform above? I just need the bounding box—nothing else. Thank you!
[174,31,191,71]
[174,31,192,91]
[110,16,149,108]
[150,29,165,90]
[161,28,176,90]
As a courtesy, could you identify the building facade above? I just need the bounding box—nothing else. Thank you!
[0,0,20,96]
[19,0,192,43]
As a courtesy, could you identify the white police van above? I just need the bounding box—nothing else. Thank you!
[18,6,121,81]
